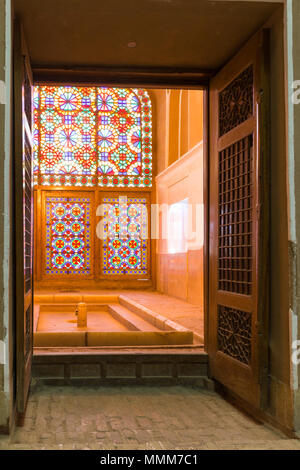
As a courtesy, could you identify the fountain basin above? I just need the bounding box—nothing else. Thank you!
[34,303,194,347]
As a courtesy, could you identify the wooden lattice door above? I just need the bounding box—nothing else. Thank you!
[14,20,34,420]
[209,30,269,408]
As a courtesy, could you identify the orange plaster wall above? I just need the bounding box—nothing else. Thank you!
[156,138,204,308]
[154,89,204,308]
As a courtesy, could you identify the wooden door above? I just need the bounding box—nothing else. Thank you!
[14,20,34,421]
[209,30,269,408]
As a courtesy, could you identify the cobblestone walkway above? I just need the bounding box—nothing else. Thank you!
[0,384,299,450]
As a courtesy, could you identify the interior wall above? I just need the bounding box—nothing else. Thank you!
[290,0,300,435]
[0,0,13,434]
[154,89,204,309]
[264,7,293,432]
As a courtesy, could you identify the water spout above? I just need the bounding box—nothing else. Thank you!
[76,302,87,328]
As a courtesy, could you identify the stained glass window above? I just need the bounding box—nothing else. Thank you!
[34,86,152,187]
[45,196,91,275]
[102,196,148,275]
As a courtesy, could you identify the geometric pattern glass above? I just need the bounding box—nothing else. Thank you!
[34,86,152,188]
[45,196,91,275]
[102,196,148,275]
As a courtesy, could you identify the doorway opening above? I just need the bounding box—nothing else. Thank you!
[31,85,205,350]
[9,0,285,433]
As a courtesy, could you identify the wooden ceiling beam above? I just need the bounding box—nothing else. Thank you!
[32,66,214,89]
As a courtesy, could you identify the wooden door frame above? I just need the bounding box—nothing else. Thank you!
[29,79,210,343]
[203,89,210,353]
[15,49,211,364]
[15,55,273,425]
[21,73,210,346]
[16,50,271,424]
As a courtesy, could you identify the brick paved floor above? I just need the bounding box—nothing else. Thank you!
[0,383,300,450]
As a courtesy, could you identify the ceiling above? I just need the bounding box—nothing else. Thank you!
[14,0,281,71]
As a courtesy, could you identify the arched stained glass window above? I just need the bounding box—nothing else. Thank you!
[33,86,152,187]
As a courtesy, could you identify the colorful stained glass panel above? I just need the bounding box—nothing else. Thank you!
[102,196,148,275]
[34,87,97,187]
[45,196,91,275]
[34,86,152,187]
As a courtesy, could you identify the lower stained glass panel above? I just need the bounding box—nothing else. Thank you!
[102,196,148,275]
[46,196,91,275]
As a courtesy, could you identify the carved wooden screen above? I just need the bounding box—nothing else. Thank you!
[209,31,269,408]
[14,20,34,420]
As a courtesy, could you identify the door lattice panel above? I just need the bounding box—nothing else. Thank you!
[217,305,252,365]
[25,304,32,364]
[24,134,32,294]
[218,135,253,295]
[219,65,253,137]
[23,59,32,129]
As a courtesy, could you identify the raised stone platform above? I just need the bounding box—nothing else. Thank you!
[32,347,211,387]
[34,294,195,347]
[34,290,205,344]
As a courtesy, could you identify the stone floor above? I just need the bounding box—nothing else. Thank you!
[0,383,300,450]
[125,291,204,340]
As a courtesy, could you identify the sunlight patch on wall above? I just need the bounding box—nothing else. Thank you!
[167,198,189,254]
